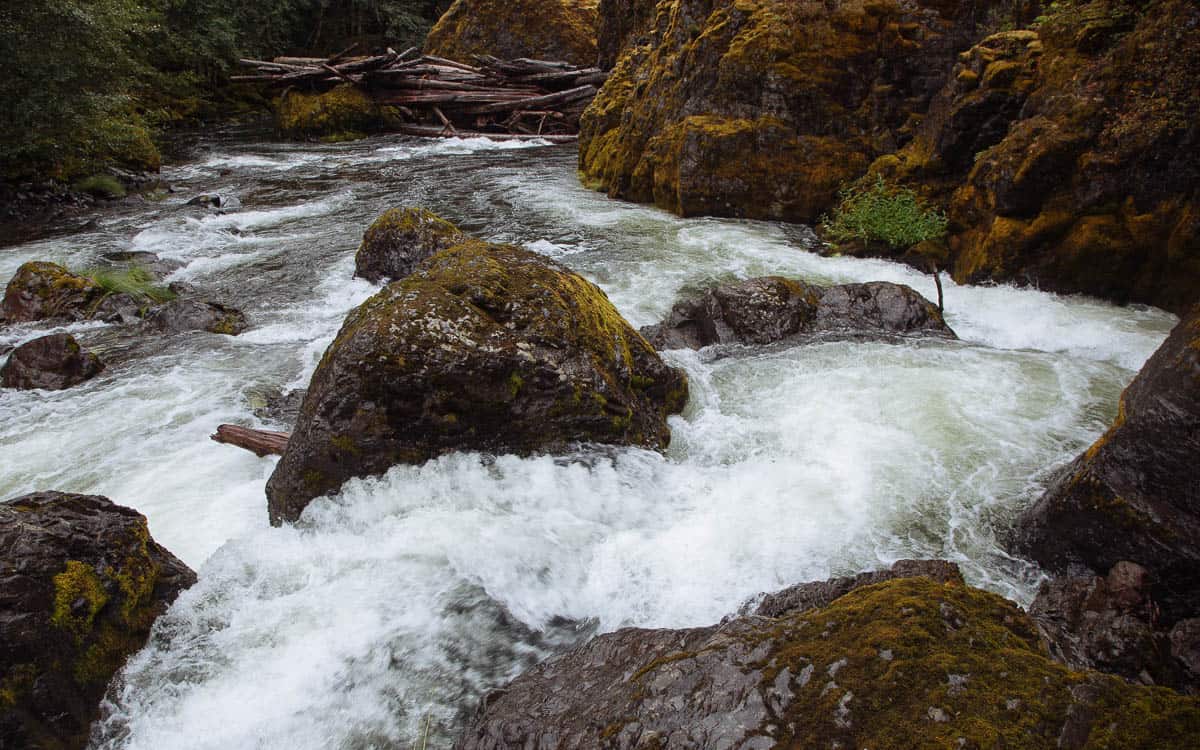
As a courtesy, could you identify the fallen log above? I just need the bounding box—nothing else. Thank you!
[211,424,290,457]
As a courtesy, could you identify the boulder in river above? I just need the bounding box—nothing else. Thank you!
[0,492,196,750]
[1,333,104,390]
[425,0,600,68]
[275,84,398,141]
[456,568,1200,749]
[1012,305,1200,624]
[353,207,467,283]
[266,239,688,524]
[641,276,955,350]
[1,262,107,324]
[142,286,247,336]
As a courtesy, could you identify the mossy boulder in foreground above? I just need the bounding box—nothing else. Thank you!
[455,572,1200,749]
[424,0,600,67]
[354,207,467,284]
[266,239,688,524]
[0,492,196,750]
[1,333,104,391]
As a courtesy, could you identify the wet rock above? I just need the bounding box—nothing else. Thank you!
[1,262,106,324]
[353,207,467,283]
[1012,305,1200,623]
[99,251,184,280]
[266,239,688,524]
[748,559,963,618]
[456,576,1200,749]
[142,298,248,336]
[251,388,308,429]
[1,333,104,390]
[0,492,196,750]
[185,194,222,208]
[425,0,600,67]
[641,277,955,350]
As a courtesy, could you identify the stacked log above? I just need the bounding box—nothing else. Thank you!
[235,48,606,140]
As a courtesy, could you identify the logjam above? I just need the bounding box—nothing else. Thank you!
[211,424,290,457]
[235,51,608,138]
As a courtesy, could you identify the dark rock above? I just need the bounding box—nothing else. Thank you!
[748,559,964,618]
[1029,562,1193,691]
[353,207,466,284]
[142,299,247,336]
[641,277,955,350]
[1,334,104,390]
[185,194,222,208]
[1,262,106,324]
[597,0,656,69]
[456,575,1200,750]
[99,251,184,280]
[1012,305,1200,624]
[0,492,196,750]
[1172,620,1200,684]
[267,239,688,524]
[252,388,307,428]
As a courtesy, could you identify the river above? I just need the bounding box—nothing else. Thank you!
[0,132,1177,748]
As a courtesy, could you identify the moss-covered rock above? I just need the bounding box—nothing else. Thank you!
[266,239,688,524]
[0,492,196,750]
[424,0,600,67]
[456,573,1200,748]
[275,84,398,141]
[580,0,1016,223]
[0,333,104,391]
[1013,304,1200,625]
[596,0,659,69]
[354,207,467,283]
[1,262,107,324]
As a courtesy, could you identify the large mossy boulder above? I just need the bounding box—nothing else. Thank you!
[579,0,1012,223]
[641,276,955,350]
[424,0,600,68]
[266,239,688,524]
[456,572,1200,749]
[354,207,467,283]
[1,334,104,391]
[2,262,107,324]
[0,492,196,750]
[869,0,1200,313]
[275,84,398,141]
[1012,305,1200,625]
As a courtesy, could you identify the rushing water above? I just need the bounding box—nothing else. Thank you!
[0,131,1177,749]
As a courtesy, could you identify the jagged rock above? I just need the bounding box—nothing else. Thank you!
[748,559,963,618]
[142,298,247,336]
[353,207,467,283]
[1012,305,1200,623]
[580,0,1019,222]
[0,492,196,750]
[266,239,688,524]
[1,262,106,323]
[641,277,955,350]
[425,0,600,67]
[1,333,104,390]
[1029,562,1194,692]
[456,575,1200,749]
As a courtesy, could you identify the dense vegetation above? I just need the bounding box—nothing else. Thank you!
[0,0,447,184]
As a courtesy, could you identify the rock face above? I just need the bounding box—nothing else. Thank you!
[0,492,196,750]
[579,0,1012,223]
[353,207,467,283]
[641,276,955,350]
[1,334,104,390]
[425,0,600,67]
[596,0,657,69]
[2,262,106,324]
[1012,305,1200,624]
[266,240,688,524]
[456,572,1200,749]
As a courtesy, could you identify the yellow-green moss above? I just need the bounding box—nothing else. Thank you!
[425,0,600,67]
[275,85,394,140]
[51,561,109,639]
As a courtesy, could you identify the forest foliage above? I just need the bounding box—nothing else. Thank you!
[0,0,447,183]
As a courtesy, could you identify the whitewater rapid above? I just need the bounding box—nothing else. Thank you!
[0,133,1176,748]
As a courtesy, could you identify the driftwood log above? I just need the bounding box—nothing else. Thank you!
[211,424,290,457]
[235,50,607,138]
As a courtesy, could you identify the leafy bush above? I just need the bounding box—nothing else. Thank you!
[820,176,948,250]
[83,267,176,303]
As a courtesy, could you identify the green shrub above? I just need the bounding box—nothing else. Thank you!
[73,175,128,199]
[83,267,176,303]
[820,176,948,250]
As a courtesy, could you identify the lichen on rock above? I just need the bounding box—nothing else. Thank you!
[1,262,107,324]
[354,207,467,283]
[425,0,600,67]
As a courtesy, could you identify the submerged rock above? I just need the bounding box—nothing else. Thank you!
[1012,305,1200,624]
[456,573,1200,749]
[641,276,954,350]
[1,262,107,323]
[0,492,196,750]
[266,240,688,524]
[1,333,104,390]
[354,207,467,283]
[425,0,600,67]
[142,297,248,336]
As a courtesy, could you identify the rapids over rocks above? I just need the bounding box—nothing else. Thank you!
[0,131,1178,748]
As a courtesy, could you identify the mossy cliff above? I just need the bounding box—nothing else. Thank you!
[0,492,196,750]
[579,0,1015,223]
[266,235,688,524]
[867,0,1200,312]
[424,0,600,67]
[456,575,1200,748]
